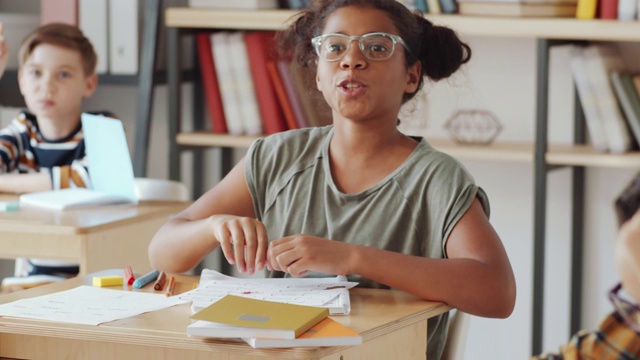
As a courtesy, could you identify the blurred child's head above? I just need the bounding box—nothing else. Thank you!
[17,23,97,124]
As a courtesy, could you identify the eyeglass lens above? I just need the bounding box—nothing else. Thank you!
[317,34,396,61]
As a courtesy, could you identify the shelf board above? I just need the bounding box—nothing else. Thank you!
[177,132,533,162]
[166,8,640,41]
[546,144,640,167]
[177,132,640,167]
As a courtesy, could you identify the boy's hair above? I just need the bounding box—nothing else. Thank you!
[19,23,97,76]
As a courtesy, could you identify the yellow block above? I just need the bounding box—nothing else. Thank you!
[93,275,123,287]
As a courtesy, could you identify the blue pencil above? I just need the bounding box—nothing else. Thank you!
[132,270,160,289]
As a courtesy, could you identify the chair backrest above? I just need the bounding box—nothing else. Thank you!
[441,310,471,360]
[134,178,190,201]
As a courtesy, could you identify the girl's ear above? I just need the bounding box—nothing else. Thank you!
[404,61,421,94]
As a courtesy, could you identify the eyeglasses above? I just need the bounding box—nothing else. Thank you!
[608,283,640,333]
[311,32,410,62]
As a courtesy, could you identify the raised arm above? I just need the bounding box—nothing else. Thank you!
[148,158,268,274]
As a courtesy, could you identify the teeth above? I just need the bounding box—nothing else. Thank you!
[344,84,359,89]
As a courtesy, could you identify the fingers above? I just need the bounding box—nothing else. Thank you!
[211,215,269,275]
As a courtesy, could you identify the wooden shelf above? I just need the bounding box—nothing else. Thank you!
[177,132,640,167]
[166,8,640,42]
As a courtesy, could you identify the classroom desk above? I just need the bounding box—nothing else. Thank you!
[0,273,450,359]
[0,195,188,275]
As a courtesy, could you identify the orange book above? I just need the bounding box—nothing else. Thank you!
[267,61,298,131]
[244,32,287,135]
[242,317,362,348]
[196,32,228,134]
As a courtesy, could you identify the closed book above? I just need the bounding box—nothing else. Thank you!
[190,295,329,340]
[611,71,640,147]
[40,0,77,25]
[600,0,620,18]
[242,317,362,349]
[267,61,299,130]
[427,0,442,13]
[576,0,598,18]
[617,0,637,20]
[244,31,288,135]
[195,32,228,134]
[228,32,263,135]
[582,44,633,153]
[277,60,309,128]
[288,62,333,128]
[439,0,458,13]
[79,0,108,74]
[458,2,577,16]
[568,45,608,152]
[211,32,244,135]
[188,0,279,9]
[109,0,140,75]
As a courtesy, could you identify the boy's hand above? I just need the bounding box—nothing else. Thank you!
[0,22,8,79]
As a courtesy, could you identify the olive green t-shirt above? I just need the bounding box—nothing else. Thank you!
[245,125,489,359]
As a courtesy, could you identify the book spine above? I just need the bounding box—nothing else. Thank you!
[40,0,78,26]
[244,32,288,135]
[576,0,598,18]
[582,44,632,153]
[267,61,298,130]
[228,31,263,136]
[195,32,228,134]
[568,45,609,152]
[79,0,108,74]
[211,32,245,135]
[277,60,309,129]
[600,0,620,18]
[617,0,638,19]
[611,71,640,148]
[109,0,140,75]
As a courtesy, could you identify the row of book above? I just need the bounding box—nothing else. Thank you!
[569,44,640,153]
[196,31,331,136]
[188,0,639,18]
[39,0,143,75]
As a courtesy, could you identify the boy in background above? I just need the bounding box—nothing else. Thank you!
[0,23,113,278]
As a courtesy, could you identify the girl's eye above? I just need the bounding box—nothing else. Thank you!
[59,71,72,79]
[327,43,346,53]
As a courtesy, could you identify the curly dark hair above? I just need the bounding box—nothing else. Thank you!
[277,0,471,103]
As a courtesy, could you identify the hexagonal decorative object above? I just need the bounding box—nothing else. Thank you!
[444,109,503,145]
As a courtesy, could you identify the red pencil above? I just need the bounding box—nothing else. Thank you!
[124,266,135,286]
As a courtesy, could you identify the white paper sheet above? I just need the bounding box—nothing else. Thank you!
[0,285,189,325]
[178,270,358,315]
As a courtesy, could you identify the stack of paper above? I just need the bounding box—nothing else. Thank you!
[181,269,357,315]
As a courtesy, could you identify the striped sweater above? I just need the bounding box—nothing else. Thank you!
[0,110,114,189]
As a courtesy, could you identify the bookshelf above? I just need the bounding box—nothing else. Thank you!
[165,7,640,356]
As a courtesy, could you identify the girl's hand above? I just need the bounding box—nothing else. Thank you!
[209,215,268,275]
[268,235,353,277]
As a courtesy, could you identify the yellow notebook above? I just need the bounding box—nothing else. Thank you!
[242,317,363,348]
[189,295,329,340]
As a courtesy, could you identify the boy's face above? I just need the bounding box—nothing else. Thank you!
[18,43,97,122]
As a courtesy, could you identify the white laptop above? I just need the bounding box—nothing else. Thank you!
[19,114,138,210]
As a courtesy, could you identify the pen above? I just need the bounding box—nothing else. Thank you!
[0,202,19,212]
[153,271,167,291]
[132,269,160,289]
[192,282,198,289]
[165,276,176,297]
[124,265,135,286]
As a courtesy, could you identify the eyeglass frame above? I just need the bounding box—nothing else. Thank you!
[608,282,640,333]
[311,32,412,62]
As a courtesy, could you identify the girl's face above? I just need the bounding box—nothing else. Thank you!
[315,6,420,126]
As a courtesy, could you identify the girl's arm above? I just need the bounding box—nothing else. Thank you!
[148,158,268,274]
[0,172,52,193]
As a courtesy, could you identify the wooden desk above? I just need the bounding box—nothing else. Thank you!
[0,274,450,359]
[0,195,188,275]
